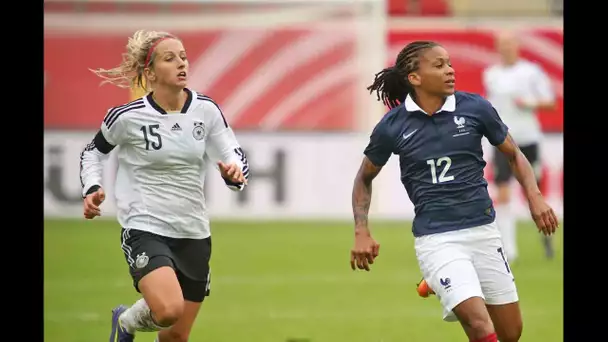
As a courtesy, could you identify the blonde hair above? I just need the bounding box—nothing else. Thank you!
[90,30,177,91]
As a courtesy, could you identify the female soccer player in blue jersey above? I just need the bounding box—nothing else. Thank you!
[350,41,558,342]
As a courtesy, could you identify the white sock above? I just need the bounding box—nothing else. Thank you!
[119,298,166,334]
[496,203,518,262]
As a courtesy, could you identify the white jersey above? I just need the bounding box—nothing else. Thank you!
[79,88,250,239]
[482,59,555,146]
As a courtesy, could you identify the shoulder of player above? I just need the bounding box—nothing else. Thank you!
[454,91,484,102]
[191,91,223,113]
[454,91,494,114]
[190,91,231,128]
[103,97,147,128]
[375,106,407,137]
[516,59,545,74]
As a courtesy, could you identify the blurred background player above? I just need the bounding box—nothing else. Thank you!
[351,41,558,342]
[80,30,249,342]
[482,31,557,262]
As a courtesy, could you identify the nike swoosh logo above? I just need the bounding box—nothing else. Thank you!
[403,129,418,140]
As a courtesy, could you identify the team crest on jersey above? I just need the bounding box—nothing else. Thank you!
[453,116,466,129]
[193,121,206,141]
[135,252,149,269]
[452,115,470,137]
[440,277,452,291]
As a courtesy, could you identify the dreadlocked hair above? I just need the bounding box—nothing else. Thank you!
[367,41,439,109]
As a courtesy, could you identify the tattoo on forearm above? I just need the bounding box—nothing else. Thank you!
[353,183,371,228]
[352,158,381,229]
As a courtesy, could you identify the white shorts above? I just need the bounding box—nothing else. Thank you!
[414,221,518,322]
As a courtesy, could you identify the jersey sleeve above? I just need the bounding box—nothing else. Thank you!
[79,109,126,197]
[202,100,250,191]
[363,119,394,167]
[530,65,555,102]
[479,99,509,146]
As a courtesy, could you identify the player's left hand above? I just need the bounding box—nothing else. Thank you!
[528,193,559,235]
[218,161,247,185]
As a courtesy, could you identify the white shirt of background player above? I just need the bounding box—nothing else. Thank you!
[482,32,556,146]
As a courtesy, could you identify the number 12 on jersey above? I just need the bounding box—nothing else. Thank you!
[426,157,454,184]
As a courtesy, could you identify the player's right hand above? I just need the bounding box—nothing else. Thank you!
[350,232,380,271]
[83,187,106,219]
[528,192,558,236]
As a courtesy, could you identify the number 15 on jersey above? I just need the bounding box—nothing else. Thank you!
[140,124,163,151]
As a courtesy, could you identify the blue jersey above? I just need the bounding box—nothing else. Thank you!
[364,91,509,237]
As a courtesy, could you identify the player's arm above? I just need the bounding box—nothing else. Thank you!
[522,66,556,111]
[353,121,392,233]
[480,103,539,196]
[79,111,126,218]
[203,101,249,191]
[481,101,558,233]
[350,121,392,271]
[495,133,541,198]
[352,158,383,235]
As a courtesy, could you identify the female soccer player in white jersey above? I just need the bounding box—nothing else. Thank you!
[79,30,250,342]
[482,31,557,262]
[350,41,558,342]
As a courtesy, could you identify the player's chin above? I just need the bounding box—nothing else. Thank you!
[174,78,188,88]
[442,84,456,95]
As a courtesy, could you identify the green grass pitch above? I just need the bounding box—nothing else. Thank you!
[44,219,563,342]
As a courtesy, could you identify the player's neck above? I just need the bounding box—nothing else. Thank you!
[501,56,519,66]
[152,87,187,112]
[413,92,446,116]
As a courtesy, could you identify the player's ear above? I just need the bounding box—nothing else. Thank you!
[143,67,156,82]
[408,72,421,87]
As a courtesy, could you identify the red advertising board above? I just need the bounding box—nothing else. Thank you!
[44,30,358,130]
[45,27,563,131]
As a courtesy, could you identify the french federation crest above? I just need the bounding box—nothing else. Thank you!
[452,115,470,137]
[193,121,206,141]
[453,116,466,129]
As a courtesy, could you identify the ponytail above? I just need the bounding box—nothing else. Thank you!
[366,66,411,109]
[367,40,439,109]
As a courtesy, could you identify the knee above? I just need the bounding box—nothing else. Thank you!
[463,315,495,337]
[153,300,184,327]
[499,322,523,342]
[164,328,190,342]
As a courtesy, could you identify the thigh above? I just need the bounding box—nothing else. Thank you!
[120,228,177,292]
[176,271,211,303]
[415,235,484,322]
[138,266,185,322]
[431,258,485,322]
[493,148,512,185]
[169,237,212,302]
[472,224,519,306]
[486,302,523,341]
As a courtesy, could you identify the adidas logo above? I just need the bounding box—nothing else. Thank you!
[171,123,182,131]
